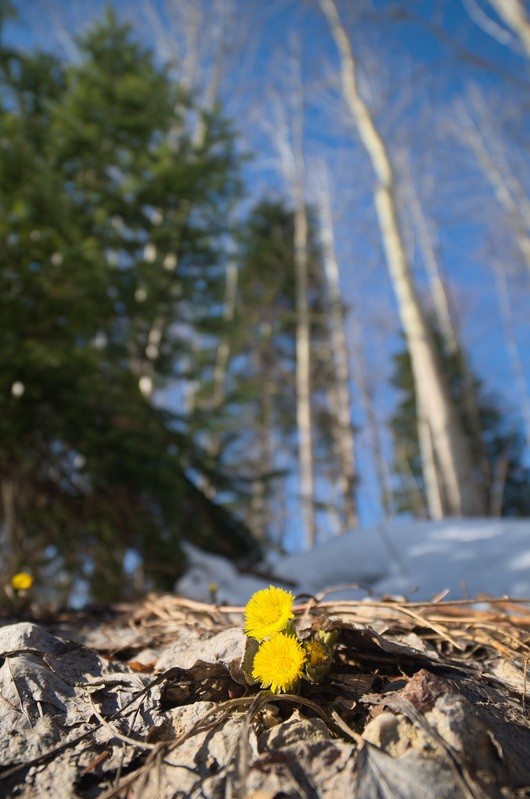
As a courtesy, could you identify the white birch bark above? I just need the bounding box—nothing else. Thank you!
[416,398,445,520]
[266,52,317,548]
[319,0,486,517]
[294,177,317,547]
[402,164,491,500]
[313,168,358,530]
[487,0,530,55]
[402,172,458,355]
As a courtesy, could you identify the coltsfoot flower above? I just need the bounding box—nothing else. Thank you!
[304,639,332,682]
[305,639,329,667]
[11,572,33,592]
[252,632,306,694]
[244,585,294,641]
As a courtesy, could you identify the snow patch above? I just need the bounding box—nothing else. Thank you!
[176,518,530,605]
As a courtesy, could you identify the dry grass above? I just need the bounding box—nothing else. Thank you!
[127,591,530,666]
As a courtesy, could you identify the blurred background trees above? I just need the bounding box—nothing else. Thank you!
[0,10,257,601]
[391,328,530,519]
[1,0,530,604]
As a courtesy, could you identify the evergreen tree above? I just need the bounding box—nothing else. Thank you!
[0,11,257,602]
[390,329,530,518]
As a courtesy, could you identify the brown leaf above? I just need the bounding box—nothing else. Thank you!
[399,669,445,711]
[128,660,155,673]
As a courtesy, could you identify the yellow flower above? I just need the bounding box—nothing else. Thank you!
[305,639,329,668]
[244,585,294,641]
[304,639,332,682]
[11,572,33,591]
[252,632,306,694]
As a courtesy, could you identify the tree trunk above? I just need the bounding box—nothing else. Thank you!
[416,397,445,519]
[403,172,458,355]
[319,0,486,517]
[487,0,530,55]
[404,167,491,502]
[315,171,359,531]
[294,181,317,546]
[271,50,317,548]
[1,479,17,576]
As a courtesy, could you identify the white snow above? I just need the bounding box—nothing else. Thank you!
[176,518,530,605]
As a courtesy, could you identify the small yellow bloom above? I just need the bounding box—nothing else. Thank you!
[11,572,33,591]
[208,582,218,603]
[305,639,329,668]
[304,639,332,682]
[244,585,295,641]
[252,632,306,694]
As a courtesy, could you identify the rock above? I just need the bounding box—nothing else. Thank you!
[0,622,162,797]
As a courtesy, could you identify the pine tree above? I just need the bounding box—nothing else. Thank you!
[0,11,258,602]
[390,329,530,518]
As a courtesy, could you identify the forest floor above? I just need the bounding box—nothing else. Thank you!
[1,593,530,798]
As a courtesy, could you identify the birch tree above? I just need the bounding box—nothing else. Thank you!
[312,165,358,530]
[231,200,300,544]
[391,327,530,518]
[399,157,493,506]
[293,144,316,546]
[258,49,318,546]
[225,195,340,545]
[486,0,530,56]
[319,0,486,517]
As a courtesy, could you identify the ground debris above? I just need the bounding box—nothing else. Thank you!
[1,594,530,798]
